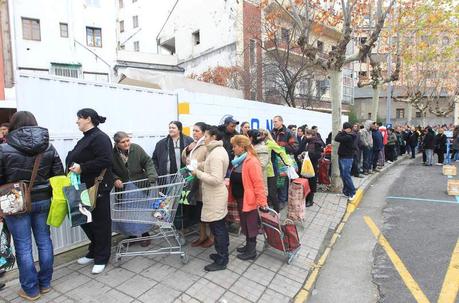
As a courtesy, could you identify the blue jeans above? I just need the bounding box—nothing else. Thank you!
[425,149,434,165]
[277,177,289,204]
[4,199,53,296]
[339,158,356,197]
[362,146,373,172]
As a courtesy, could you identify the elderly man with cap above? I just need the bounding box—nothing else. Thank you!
[218,115,239,163]
[334,122,357,200]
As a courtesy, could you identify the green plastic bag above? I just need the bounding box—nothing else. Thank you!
[47,175,71,227]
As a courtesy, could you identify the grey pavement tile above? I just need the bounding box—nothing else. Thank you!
[254,252,284,272]
[278,264,310,284]
[52,271,91,293]
[138,283,181,303]
[203,268,240,289]
[268,274,303,298]
[162,269,200,292]
[173,293,201,303]
[95,267,137,287]
[258,288,292,303]
[117,274,158,298]
[120,256,153,273]
[33,290,63,303]
[180,256,211,277]
[52,267,75,280]
[226,254,252,275]
[97,288,134,303]
[47,295,78,303]
[185,279,226,303]
[65,280,112,302]
[158,254,188,269]
[242,263,276,287]
[140,262,177,281]
[228,276,266,302]
[219,291,252,303]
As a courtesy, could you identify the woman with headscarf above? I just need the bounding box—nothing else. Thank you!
[152,121,193,230]
[66,108,113,275]
[112,131,158,247]
[181,122,214,248]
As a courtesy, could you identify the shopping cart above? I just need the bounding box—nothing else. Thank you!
[110,173,189,264]
[258,207,301,264]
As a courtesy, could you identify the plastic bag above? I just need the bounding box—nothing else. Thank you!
[0,223,15,270]
[286,166,299,180]
[301,152,315,178]
[47,175,71,227]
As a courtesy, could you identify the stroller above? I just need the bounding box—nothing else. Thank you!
[258,207,301,264]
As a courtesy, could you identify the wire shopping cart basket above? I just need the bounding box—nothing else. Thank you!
[110,173,189,264]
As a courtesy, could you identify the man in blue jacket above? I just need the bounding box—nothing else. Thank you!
[335,122,356,200]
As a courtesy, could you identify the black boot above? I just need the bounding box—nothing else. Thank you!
[237,238,256,261]
[305,201,313,207]
[237,239,248,253]
[204,262,226,272]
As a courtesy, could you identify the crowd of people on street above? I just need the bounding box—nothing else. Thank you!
[0,108,456,301]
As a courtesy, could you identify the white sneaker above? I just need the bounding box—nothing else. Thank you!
[77,257,94,265]
[348,195,356,201]
[91,264,106,274]
[436,163,443,166]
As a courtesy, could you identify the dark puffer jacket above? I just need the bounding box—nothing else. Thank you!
[0,126,64,201]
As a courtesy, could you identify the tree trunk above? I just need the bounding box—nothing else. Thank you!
[371,85,380,122]
[406,104,413,125]
[330,70,343,193]
[421,111,426,127]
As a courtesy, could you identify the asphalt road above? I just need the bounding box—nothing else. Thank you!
[309,156,459,303]
[374,159,459,303]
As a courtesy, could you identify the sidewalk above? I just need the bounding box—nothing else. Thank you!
[0,161,400,303]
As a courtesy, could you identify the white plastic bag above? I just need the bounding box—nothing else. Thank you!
[286,166,299,180]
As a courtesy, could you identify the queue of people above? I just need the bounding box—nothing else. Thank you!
[0,110,335,300]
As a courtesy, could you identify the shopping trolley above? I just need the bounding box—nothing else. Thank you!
[259,207,301,264]
[110,173,189,264]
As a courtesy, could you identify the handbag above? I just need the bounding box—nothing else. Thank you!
[88,169,107,209]
[0,154,43,216]
[0,223,15,270]
[63,175,93,227]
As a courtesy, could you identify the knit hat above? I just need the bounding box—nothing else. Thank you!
[343,122,353,130]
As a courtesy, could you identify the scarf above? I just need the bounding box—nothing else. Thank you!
[189,136,205,160]
[168,135,185,174]
[231,152,247,168]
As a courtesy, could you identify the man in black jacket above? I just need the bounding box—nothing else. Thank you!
[334,122,356,200]
[217,115,239,162]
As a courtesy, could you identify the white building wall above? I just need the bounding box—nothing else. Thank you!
[9,0,117,80]
[117,0,176,53]
[158,0,241,75]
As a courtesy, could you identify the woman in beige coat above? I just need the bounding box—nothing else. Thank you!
[193,126,230,272]
[182,122,214,248]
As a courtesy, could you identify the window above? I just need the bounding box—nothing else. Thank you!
[317,40,324,53]
[281,28,290,43]
[360,37,367,45]
[396,108,405,119]
[249,39,256,66]
[133,41,140,52]
[119,20,124,33]
[59,23,68,38]
[51,63,81,78]
[416,111,422,118]
[119,0,123,8]
[368,113,372,120]
[86,27,102,47]
[192,30,200,45]
[132,15,139,28]
[22,18,41,41]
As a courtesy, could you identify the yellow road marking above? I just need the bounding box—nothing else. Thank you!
[364,216,430,303]
[438,239,459,303]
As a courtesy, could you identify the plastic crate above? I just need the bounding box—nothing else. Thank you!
[447,179,459,195]
[442,165,457,176]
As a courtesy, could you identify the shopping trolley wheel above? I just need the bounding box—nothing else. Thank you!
[178,235,186,246]
[113,254,122,266]
[180,253,189,264]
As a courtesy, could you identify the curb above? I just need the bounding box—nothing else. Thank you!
[294,157,408,302]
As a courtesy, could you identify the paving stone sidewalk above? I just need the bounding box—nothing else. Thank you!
[1,161,397,303]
